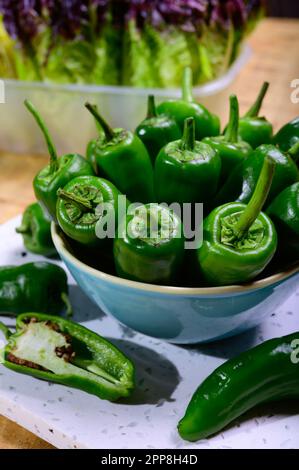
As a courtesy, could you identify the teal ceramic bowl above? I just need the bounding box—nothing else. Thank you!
[52,224,299,344]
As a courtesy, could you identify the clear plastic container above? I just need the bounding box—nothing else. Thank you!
[0,45,250,155]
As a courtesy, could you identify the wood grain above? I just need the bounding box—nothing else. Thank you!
[0,17,298,449]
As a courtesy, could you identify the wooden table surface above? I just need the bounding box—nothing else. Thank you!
[0,17,298,449]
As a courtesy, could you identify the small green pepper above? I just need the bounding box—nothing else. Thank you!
[85,103,154,204]
[16,202,56,257]
[0,262,72,317]
[238,82,273,149]
[157,67,220,140]
[267,182,299,257]
[0,313,135,401]
[114,203,184,284]
[203,95,252,184]
[135,95,181,164]
[273,116,299,153]
[25,100,94,219]
[155,117,221,205]
[197,158,277,286]
[86,139,100,175]
[178,332,299,442]
[56,175,121,247]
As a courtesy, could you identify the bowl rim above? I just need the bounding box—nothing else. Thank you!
[52,223,299,296]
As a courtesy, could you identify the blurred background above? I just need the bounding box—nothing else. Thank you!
[266,1,299,17]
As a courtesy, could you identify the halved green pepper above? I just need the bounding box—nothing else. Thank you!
[267,182,299,257]
[85,103,154,204]
[238,82,273,149]
[273,116,299,153]
[56,175,121,247]
[0,313,135,401]
[135,95,181,164]
[178,331,299,442]
[203,95,252,184]
[114,203,184,285]
[197,158,277,286]
[0,262,72,317]
[155,117,221,205]
[16,202,56,257]
[157,67,220,140]
[25,100,94,219]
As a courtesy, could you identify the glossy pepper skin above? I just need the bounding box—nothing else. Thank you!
[0,262,72,317]
[197,158,277,286]
[155,117,221,205]
[85,103,154,204]
[215,142,299,208]
[273,116,299,153]
[178,332,299,442]
[56,175,121,246]
[86,139,100,175]
[0,313,134,401]
[267,182,299,257]
[135,95,181,164]
[157,67,220,140]
[16,202,56,257]
[114,203,184,285]
[238,82,273,149]
[203,95,252,184]
[25,100,94,219]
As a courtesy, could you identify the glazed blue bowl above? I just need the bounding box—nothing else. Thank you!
[52,224,299,344]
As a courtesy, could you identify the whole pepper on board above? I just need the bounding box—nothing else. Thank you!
[157,67,220,140]
[25,100,94,219]
[214,141,299,208]
[178,332,299,442]
[203,95,252,184]
[155,117,221,205]
[16,202,56,257]
[85,103,154,204]
[197,158,277,286]
[114,203,184,285]
[273,116,299,153]
[56,175,121,246]
[135,95,181,164]
[0,262,72,317]
[238,82,273,149]
[0,313,135,401]
[267,182,299,257]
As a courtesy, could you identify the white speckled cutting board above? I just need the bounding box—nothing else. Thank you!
[0,217,299,449]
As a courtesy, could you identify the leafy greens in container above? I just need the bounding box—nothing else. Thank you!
[0,1,264,88]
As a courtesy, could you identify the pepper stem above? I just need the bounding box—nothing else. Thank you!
[24,100,59,174]
[181,118,195,151]
[244,82,270,118]
[57,189,92,212]
[182,67,194,103]
[234,157,275,239]
[147,95,157,119]
[85,103,114,141]
[288,140,299,163]
[224,95,239,143]
[16,223,30,235]
[61,293,73,318]
[0,321,12,339]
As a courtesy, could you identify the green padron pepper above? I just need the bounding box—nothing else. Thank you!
[56,175,121,247]
[16,202,56,257]
[273,116,299,153]
[0,313,135,401]
[267,182,299,258]
[155,117,221,205]
[157,67,220,140]
[238,82,273,149]
[178,332,299,442]
[114,203,184,285]
[203,95,252,184]
[197,158,277,286]
[135,95,181,164]
[0,262,72,317]
[85,103,154,204]
[25,100,94,219]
